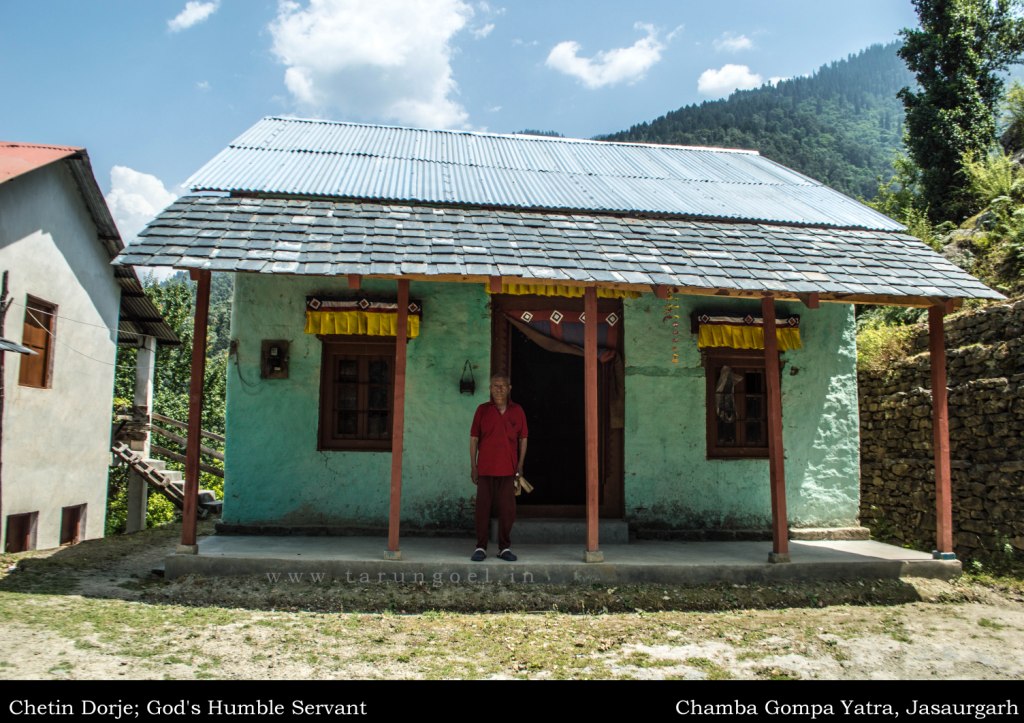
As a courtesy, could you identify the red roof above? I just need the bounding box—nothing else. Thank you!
[0,142,81,185]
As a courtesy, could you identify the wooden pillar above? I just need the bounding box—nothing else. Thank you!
[385,279,410,560]
[929,305,955,558]
[583,286,603,562]
[762,295,789,563]
[180,270,211,553]
[127,334,157,533]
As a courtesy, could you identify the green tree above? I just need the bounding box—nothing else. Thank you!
[898,0,1024,223]
[108,272,231,534]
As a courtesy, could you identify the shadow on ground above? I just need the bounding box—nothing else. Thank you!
[0,521,986,614]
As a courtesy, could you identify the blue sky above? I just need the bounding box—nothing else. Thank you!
[0,0,920,243]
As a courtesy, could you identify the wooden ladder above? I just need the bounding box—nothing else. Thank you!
[111,441,186,510]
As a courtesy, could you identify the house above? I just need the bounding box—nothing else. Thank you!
[115,117,1000,563]
[0,142,178,552]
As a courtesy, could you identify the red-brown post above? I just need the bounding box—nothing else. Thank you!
[762,295,789,562]
[180,269,211,552]
[929,304,954,558]
[385,279,410,559]
[583,286,603,562]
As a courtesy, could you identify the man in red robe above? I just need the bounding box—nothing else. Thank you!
[469,375,528,561]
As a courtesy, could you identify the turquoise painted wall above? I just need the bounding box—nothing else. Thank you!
[225,277,860,531]
[224,275,490,528]
[622,295,860,530]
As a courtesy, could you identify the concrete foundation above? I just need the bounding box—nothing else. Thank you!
[491,517,629,544]
[164,536,960,585]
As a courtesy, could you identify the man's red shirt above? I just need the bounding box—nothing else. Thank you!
[471,400,528,476]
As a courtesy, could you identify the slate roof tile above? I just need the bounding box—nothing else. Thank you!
[117,196,1003,301]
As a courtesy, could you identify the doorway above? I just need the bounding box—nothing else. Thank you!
[491,295,624,518]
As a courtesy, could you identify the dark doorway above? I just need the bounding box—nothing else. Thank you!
[490,294,624,519]
[510,325,586,506]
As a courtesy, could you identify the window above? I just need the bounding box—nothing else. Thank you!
[703,350,770,459]
[5,512,37,553]
[318,337,396,451]
[18,297,56,388]
[60,504,86,546]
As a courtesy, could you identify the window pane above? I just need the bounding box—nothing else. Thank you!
[717,419,736,445]
[367,411,390,438]
[336,359,358,381]
[336,410,358,435]
[745,396,763,419]
[368,359,389,384]
[368,385,389,409]
[745,421,766,446]
[744,371,763,393]
[336,383,358,410]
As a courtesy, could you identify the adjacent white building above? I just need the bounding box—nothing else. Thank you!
[0,143,177,552]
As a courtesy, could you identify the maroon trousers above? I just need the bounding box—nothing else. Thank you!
[475,475,516,550]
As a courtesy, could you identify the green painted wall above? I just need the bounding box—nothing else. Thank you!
[225,277,861,531]
[224,275,490,528]
[623,295,860,530]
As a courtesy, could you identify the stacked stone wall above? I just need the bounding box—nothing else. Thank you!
[858,297,1024,560]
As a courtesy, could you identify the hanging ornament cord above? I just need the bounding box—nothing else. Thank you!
[662,293,681,364]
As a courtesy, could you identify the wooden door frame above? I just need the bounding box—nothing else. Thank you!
[489,294,624,518]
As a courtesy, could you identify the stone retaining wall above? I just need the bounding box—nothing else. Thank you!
[858,297,1024,560]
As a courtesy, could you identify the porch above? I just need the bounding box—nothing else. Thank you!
[163,535,960,584]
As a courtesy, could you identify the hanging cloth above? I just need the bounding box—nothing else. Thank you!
[694,312,801,351]
[504,308,622,362]
[503,308,625,429]
[305,297,422,338]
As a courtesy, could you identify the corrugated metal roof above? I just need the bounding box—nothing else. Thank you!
[0,337,35,355]
[0,142,80,185]
[114,195,1002,302]
[187,117,904,231]
[0,143,180,345]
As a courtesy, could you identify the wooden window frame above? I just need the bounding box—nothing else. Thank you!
[18,296,57,389]
[318,335,396,452]
[5,512,37,553]
[60,504,86,546]
[702,349,774,459]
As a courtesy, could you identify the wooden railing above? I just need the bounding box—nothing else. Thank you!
[151,411,224,478]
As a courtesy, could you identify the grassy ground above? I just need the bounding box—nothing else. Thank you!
[0,522,1022,680]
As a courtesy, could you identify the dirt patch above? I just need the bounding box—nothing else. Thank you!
[1,523,1023,680]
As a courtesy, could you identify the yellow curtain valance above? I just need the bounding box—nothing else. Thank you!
[487,282,640,299]
[305,298,422,338]
[695,313,802,352]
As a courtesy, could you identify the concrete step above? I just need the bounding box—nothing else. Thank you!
[492,517,629,545]
[144,459,167,472]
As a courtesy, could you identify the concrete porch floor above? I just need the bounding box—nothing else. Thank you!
[165,536,960,585]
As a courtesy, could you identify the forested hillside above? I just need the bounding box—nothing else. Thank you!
[601,43,912,199]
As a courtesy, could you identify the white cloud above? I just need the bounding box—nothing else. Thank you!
[546,23,667,89]
[196,80,211,91]
[105,166,177,245]
[697,64,763,97]
[167,1,220,32]
[472,22,495,39]
[713,32,753,52]
[269,0,473,129]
